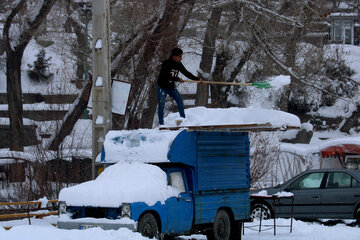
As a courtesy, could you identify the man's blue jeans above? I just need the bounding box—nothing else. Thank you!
[157,86,185,125]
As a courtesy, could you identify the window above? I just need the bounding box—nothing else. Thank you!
[345,28,352,44]
[169,172,186,193]
[345,155,360,170]
[352,178,360,188]
[291,173,325,190]
[334,21,343,41]
[332,20,353,44]
[326,172,351,188]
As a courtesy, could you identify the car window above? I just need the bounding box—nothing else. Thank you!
[290,172,325,190]
[352,178,360,188]
[169,171,186,193]
[326,172,351,188]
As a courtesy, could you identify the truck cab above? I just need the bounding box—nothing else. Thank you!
[57,130,250,240]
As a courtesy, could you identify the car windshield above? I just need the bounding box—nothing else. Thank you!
[276,172,306,188]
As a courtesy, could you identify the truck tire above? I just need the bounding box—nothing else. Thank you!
[209,210,231,240]
[138,213,159,239]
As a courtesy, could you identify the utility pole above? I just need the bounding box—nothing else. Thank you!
[83,2,90,84]
[91,0,112,179]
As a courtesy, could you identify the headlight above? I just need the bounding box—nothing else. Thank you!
[58,201,67,214]
[121,203,131,217]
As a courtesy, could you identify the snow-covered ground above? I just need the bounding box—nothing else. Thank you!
[1,216,359,240]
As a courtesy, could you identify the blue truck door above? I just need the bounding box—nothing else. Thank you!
[165,171,194,234]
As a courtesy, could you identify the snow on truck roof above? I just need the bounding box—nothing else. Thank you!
[101,107,300,164]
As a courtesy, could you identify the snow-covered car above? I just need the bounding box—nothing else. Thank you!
[56,163,175,232]
[250,169,360,222]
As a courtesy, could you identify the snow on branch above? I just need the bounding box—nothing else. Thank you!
[253,31,354,104]
[212,0,303,27]
[4,0,56,51]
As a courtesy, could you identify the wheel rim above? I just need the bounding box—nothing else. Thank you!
[139,214,158,239]
[216,218,226,236]
[214,210,230,240]
[251,206,269,219]
[143,222,153,236]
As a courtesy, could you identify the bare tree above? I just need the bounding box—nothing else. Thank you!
[196,7,222,106]
[3,0,57,151]
[249,132,280,188]
[109,0,196,129]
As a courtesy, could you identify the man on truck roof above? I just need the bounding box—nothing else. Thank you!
[156,47,203,126]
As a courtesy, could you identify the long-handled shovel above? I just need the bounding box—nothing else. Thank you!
[183,79,271,89]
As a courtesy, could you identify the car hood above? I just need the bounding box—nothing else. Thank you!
[250,186,285,196]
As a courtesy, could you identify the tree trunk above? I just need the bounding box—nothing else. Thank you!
[6,52,24,151]
[3,0,57,150]
[196,7,222,107]
[47,81,92,150]
[281,26,301,112]
[124,0,194,129]
[211,50,231,107]
[340,104,360,133]
[66,4,86,89]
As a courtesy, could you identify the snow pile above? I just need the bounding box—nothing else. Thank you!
[280,143,320,157]
[250,190,294,198]
[268,75,291,88]
[250,190,268,197]
[164,106,301,128]
[273,191,294,197]
[0,226,149,240]
[59,163,181,207]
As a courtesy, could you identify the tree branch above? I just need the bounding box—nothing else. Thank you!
[17,0,57,53]
[3,0,27,52]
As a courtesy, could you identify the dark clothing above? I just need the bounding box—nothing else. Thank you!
[157,58,200,90]
[157,87,184,125]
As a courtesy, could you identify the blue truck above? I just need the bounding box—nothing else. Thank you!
[57,130,250,240]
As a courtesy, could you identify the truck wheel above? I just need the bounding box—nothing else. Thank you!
[250,203,272,220]
[211,210,231,240]
[138,213,159,239]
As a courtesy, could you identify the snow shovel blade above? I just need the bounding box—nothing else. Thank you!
[251,81,271,89]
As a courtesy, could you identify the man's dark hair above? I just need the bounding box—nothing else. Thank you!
[171,47,183,56]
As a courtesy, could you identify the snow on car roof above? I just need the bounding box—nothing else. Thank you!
[58,163,181,207]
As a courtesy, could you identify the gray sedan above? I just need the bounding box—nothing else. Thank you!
[250,169,360,221]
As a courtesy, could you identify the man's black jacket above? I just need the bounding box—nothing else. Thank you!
[157,58,199,90]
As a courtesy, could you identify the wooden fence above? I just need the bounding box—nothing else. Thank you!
[0,199,58,230]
